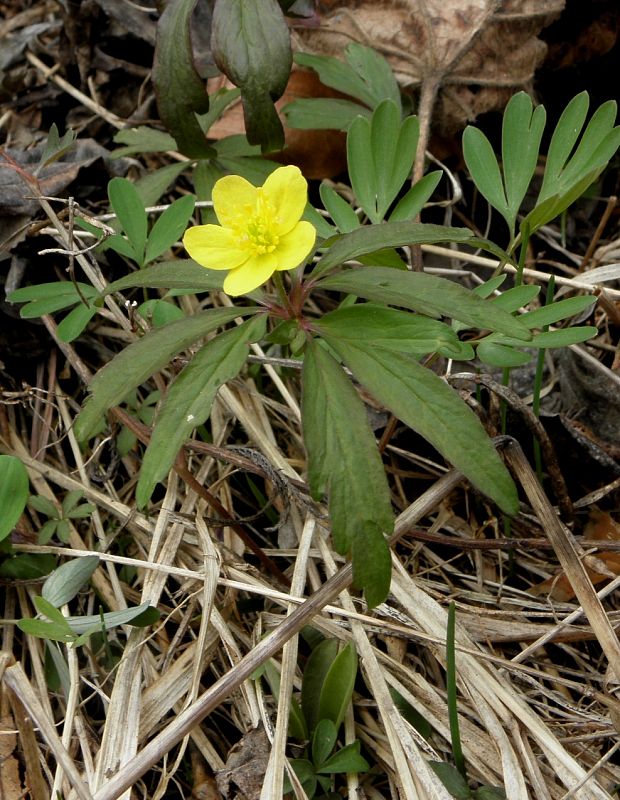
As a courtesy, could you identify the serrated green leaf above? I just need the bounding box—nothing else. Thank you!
[316,740,369,775]
[145,194,196,264]
[74,307,250,441]
[212,0,291,151]
[312,222,475,279]
[312,719,337,767]
[136,315,266,507]
[429,761,471,799]
[318,267,532,341]
[502,92,545,224]
[56,303,99,342]
[389,170,442,222]
[152,0,213,158]
[108,178,148,265]
[0,456,29,541]
[521,295,595,328]
[283,98,370,131]
[302,639,339,733]
[347,114,376,221]
[320,183,360,233]
[462,125,508,220]
[318,643,357,730]
[42,555,100,607]
[315,304,464,357]
[302,340,393,607]
[321,338,518,515]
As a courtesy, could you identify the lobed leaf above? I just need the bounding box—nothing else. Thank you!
[302,341,393,607]
[462,126,508,221]
[389,170,442,222]
[136,315,266,507]
[74,307,251,441]
[320,338,519,515]
[108,177,148,265]
[319,183,360,233]
[318,267,532,341]
[502,92,546,225]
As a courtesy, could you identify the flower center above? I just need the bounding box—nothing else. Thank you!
[236,190,280,255]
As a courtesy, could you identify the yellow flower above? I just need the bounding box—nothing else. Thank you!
[183,165,316,296]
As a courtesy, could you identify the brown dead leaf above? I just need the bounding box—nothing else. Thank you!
[300,0,565,132]
[215,727,271,800]
[531,509,620,601]
[0,714,24,800]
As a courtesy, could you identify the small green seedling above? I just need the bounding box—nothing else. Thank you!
[29,490,96,544]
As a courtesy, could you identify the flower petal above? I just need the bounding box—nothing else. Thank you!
[223,253,278,296]
[263,165,308,235]
[183,225,248,271]
[274,221,317,271]
[212,175,258,228]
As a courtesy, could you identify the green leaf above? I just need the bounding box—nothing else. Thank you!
[33,595,72,628]
[17,619,76,643]
[289,696,308,741]
[101,259,225,295]
[196,88,242,134]
[302,340,393,607]
[315,304,465,359]
[320,183,360,233]
[152,0,213,158]
[42,555,100,607]
[302,639,339,734]
[374,107,419,219]
[462,126,508,220]
[136,315,266,507]
[287,759,317,798]
[283,98,370,131]
[56,303,99,342]
[489,284,540,313]
[389,687,432,739]
[112,126,178,158]
[521,295,595,328]
[345,42,401,110]
[145,195,196,264]
[473,786,506,800]
[294,51,376,109]
[108,177,148,265]
[318,267,532,341]
[0,553,55,579]
[28,495,58,518]
[74,307,250,441]
[501,92,546,225]
[429,761,471,799]
[134,162,191,208]
[37,520,60,544]
[38,124,77,168]
[212,0,291,152]
[477,341,532,368]
[347,114,376,221]
[318,643,358,730]
[321,338,518,515]
[312,222,475,279]
[389,171,442,222]
[9,283,98,318]
[531,327,597,347]
[64,602,160,634]
[61,490,85,516]
[0,456,29,541]
[316,740,369,775]
[312,719,337,768]
[540,92,590,194]
[136,299,185,328]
